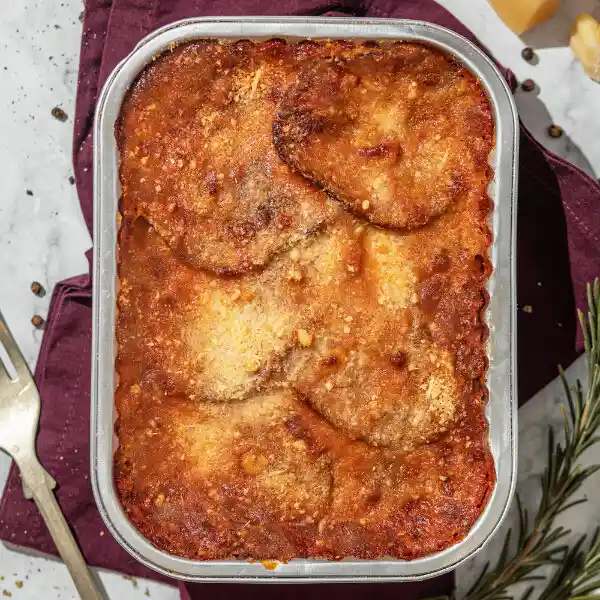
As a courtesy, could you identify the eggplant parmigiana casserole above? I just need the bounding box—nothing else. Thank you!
[115,38,495,561]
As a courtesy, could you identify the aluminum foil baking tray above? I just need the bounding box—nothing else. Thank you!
[92,16,519,582]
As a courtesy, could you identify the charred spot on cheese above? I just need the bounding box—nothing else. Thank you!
[390,351,407,367]
[273,43,493,230]
[431,251,451,273]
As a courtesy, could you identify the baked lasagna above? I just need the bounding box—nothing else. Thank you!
[115,39,495,561]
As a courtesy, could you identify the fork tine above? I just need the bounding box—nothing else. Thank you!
[0,309,32,381]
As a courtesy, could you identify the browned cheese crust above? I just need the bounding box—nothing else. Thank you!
[115,39,496,562]
[273,43,493,229]
[118,40,341,274]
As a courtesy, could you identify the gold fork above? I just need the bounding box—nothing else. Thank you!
[0,309,104,600]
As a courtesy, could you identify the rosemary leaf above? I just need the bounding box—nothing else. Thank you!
[451,280,600,600]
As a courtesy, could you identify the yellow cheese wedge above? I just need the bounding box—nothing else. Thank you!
[571,13,600,82]
[488,0,558,35]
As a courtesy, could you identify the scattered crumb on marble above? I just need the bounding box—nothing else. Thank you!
[25,189,33,196]
[2,591,12,598]
[69,175,75,185]
[122,575,138,589]
[14,582,22,590]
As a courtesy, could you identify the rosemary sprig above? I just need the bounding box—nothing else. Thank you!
[456,279,600,600]
[533,528,600,600]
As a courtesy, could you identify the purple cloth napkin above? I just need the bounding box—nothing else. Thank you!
[1,0,600,598]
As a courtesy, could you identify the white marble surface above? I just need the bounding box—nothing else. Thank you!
[0,0,599,598]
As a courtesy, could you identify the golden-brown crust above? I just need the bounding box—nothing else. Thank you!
[115,39,495,562]
[116,216,364,403]
[273,43,493,230]
[118,39,340,274]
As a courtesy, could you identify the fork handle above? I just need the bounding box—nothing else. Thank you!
[18,457,104,600]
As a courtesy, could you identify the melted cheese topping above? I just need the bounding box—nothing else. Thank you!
[115,39,495,563]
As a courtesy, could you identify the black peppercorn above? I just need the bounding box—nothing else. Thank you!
[521,47,535,62]
[30,281,45,297]
[521,79,536,92]
[548,124,563,138]
[51,106,68,122]
[31,315,45,329]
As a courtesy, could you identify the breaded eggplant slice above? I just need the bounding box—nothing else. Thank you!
[117,215,364,403]
[119,39,338,274]
[273,43,493,230]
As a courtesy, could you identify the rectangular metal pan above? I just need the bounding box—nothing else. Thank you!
[92,16,518,582]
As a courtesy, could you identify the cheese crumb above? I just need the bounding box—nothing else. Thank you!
[287,267,303,282]
[297,329,313,347]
